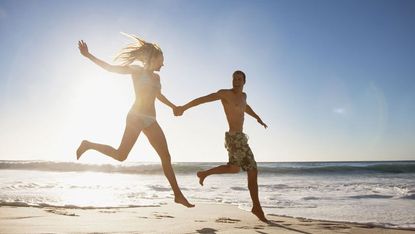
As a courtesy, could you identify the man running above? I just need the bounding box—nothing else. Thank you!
[175,70,268,222]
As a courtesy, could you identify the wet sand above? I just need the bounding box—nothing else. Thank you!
[0,203,414,233]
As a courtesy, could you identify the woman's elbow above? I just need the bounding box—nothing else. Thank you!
[104,65,124,74]
[102,65,114,72]
[156,93,164,100]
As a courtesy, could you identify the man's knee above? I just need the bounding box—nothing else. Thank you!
[248,168,258,173]
[247,168,258,186]
[247,168,258,177]
[228,165,240,173]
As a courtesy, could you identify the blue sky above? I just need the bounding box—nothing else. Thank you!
[0,0,414,162]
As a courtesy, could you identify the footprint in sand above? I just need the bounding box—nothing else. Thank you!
[99,210,117,214]
[152,212,174,219]
[273,220,285,223]
[196,227,218,234]
[4,216,43,220]
[357,224,375,229]
[319,223,350,230]
[44,208,78,217]
[194,220,207,222]
[235,225,265,230]
[215,217,241,224]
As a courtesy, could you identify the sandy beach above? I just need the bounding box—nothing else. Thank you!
[1,203,413,234]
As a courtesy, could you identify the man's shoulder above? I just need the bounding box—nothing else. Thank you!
[217,89,232,94]
[216,89,233,99]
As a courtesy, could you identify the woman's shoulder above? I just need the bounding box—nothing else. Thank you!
[133,70,161,86]
[130,65,144,74]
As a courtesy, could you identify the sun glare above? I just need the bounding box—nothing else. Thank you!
[63,64,137,164]
[58,172,121,207]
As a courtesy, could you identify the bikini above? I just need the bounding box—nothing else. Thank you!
[127,73,161,129]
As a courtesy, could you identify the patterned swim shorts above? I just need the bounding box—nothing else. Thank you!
[224,132,257,171]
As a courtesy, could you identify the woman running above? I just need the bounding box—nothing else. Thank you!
[76,33,194,208]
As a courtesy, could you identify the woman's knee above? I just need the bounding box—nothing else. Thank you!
[116,150,129,162]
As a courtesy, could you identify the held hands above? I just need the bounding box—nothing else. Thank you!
[78,40,91,58]
[258,118,268,129]
[173,106,185,116]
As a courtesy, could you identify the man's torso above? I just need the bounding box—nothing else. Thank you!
[220,89,246,132]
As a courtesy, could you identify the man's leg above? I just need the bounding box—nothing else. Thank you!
[197,164,240,186]
[247,168,268,223]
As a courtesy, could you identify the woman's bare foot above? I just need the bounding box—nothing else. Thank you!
[197,171,206,186]
[252,206,268,223]
[76,140,89,160]
[174,195,195,208]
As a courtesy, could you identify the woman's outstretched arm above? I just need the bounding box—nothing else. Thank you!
[78,40,138,75]
[157,91,176,109]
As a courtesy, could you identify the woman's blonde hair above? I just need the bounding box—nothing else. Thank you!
[114,32,163,66]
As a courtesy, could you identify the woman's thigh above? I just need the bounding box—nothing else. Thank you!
[143,122,170,158]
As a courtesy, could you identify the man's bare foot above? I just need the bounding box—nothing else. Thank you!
[76,140,89,160]
[252,207,268,223]
[197,171,206,186]
[174,195,195,208]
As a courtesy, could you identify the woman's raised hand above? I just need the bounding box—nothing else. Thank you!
[78,40,90,58]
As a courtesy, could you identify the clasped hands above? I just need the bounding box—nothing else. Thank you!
[173,106,185,116]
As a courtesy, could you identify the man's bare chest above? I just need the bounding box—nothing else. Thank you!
[223,95,246,110]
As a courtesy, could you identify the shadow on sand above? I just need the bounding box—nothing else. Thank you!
[267,220,311,234]
[196,227,218,234]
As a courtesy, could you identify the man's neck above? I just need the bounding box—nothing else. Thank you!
[232,86,243,94]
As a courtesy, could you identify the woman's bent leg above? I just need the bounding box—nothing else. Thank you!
[143,122,194,208]
[77,123,141,162]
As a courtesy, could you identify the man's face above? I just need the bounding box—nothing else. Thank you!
[232,73,245,88]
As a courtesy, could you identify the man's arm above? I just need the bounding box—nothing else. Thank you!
[78,40,138,75]
[175,90,223,116]
[245,104,268,129]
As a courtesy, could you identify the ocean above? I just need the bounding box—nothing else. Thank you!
[1,160,414,228]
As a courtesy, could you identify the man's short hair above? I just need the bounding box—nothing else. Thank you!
[233,70,246,84]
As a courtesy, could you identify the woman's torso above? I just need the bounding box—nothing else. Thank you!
[130,70,161,116]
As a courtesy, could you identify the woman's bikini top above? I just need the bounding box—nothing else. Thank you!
[138,73,161,90]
